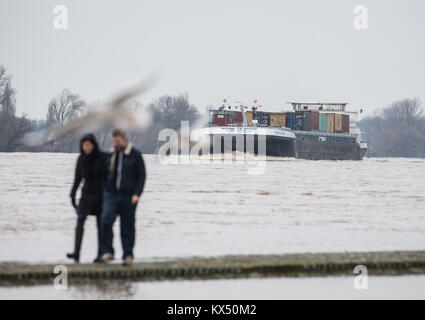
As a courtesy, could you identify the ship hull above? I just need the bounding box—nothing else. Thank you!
[196,126,366,160]
[208,134,296,157]
[296,139,365,160]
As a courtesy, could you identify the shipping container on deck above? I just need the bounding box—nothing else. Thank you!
[286,112,295,130]
[335,114,343,132]
[270,113,286,127]
[282,113,287,127]
[209,110,221,124]
[279,113,287,127]
[253,112,270,127]
[319,113,327,132]
[245,111,253,124]
[259,116,270,126]
[295,112,304,130]
[269,114,278,126]
[295,110,319,131]
[286,112,303,130]
[342,114,349,133]
[311,111,319,131]
[209,110,236,124]
[212,113,234,126]
[302,112,311,131]
[234,111,243,124]
[327,113,335,133]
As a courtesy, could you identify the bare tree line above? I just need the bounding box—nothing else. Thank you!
[0,65,200,153]
[0,66,32,152]
[359,98,425,158]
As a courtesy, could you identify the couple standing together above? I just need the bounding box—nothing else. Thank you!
[68,129,146,266]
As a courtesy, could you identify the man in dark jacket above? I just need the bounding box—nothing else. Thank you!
[100,129,146,266]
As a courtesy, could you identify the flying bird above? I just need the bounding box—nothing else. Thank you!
[24,73,158,146]
[52,73,158,140]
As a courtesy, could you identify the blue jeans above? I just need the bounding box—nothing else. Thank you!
[100,191,137,259]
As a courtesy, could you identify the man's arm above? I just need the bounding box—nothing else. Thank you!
[133,152,146,198]
[102,152,110,183]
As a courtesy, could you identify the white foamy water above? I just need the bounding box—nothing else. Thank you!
[0,153,425,263]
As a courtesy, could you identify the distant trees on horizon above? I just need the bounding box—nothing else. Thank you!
[0,65,200,154]
[359,98,425,158]
[0,66,32,152]
[1,64,425,158]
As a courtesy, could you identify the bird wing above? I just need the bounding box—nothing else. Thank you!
[52,73,159,140]
[108,72,159,108]
[52,111,105,140]
[25,73,158,145]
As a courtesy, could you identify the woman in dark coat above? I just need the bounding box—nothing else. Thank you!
[67,134,106,263]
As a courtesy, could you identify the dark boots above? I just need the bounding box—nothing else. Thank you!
[67,215,102,263]
[66,227,84,263]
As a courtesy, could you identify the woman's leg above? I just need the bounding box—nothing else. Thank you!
[76,212,87,229]
[67,213,86,262]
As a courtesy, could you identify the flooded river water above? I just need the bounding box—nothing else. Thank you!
[0,153,425,264]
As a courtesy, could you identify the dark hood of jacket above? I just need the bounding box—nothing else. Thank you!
[79,134,101,179]
[80,133,100,155]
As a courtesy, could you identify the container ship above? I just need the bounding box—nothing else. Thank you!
[197,100,368,160]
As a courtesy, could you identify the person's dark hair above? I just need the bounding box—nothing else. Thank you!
[111,128,128,140]
[80,133,99,154]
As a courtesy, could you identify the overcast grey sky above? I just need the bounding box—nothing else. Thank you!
[1,0,424,119]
